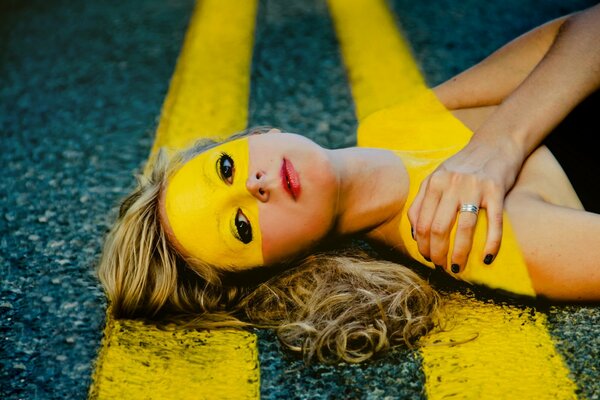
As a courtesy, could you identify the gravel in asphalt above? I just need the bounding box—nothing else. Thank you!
[1,0,598,399]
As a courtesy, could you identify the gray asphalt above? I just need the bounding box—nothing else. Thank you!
[1,1,195,398]
[1,0,598,399]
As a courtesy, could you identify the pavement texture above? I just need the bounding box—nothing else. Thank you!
[1,0,599,399]
[1,1,195,398]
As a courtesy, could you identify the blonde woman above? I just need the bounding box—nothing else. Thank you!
[97,7,600,363]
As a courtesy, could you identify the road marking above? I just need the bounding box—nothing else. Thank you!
[149,0,258,156]
[421,294,577,399]
[89,319,259,400]
[326,0,425,122]
[90,1,260,399]
[327,0,578,398]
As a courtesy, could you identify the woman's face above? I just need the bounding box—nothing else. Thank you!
[162,130,339,269]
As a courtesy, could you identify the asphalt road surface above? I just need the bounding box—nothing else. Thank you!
[1,0,598,399]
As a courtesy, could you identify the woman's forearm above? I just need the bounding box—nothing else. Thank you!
[434,14,570,110]
[471,3,600,162]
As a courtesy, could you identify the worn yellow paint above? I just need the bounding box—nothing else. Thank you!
[421,294,577,399]
[148,0,258,160]
[89,318,259,400]
[327,0,578,398]
[327,0,425,122]
[90,0,260,399]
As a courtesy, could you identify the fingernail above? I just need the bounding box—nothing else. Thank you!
[424,257,431,262]
[451,264,460,274]
[484,254,494,265]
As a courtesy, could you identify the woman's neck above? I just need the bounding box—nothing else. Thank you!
[329,147,409,239]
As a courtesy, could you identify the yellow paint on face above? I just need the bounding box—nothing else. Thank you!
[164,137,263,269]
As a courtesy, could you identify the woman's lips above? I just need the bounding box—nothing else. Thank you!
[281,158,301,200]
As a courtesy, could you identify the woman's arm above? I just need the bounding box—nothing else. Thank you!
[434,14,570,110]
[507,190,600,302]
[408,4,600,273]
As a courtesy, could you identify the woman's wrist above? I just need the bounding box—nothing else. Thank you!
[467,120,528,190]
[474,97,538,160]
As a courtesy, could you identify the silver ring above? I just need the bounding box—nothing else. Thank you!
[459,203,479,215]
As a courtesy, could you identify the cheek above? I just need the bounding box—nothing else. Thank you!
[258,203,334,265]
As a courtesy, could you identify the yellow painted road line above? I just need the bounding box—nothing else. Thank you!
[421,294,577,399]
[326,0,425,122]
[149,0,258,156]
[89,319,259,400]
[90,1,260,399]
[153,0,258,150]
[327,0,578,398]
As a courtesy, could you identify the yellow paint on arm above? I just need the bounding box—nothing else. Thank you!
[327,0,577,398]
[90,0,260,398]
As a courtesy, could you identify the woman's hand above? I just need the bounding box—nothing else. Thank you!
[407,133,524,273]
[412,3,600,274]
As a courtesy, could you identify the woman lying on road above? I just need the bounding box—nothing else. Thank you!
[97,4,600,363]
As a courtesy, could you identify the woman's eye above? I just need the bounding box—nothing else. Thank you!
[217,153,234,184]
[234,209,252,244]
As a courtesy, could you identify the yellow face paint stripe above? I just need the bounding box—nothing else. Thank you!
[327,0,578,398]
[164,138,264,268]
[90,1,260,399]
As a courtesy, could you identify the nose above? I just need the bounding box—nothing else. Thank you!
[246,171,270,202]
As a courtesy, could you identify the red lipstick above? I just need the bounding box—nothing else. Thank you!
[281,158,301,200]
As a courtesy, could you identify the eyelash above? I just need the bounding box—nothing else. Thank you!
[217,152,234,184]
[233,209,252,244]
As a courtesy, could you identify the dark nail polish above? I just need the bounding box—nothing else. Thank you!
[424,257,431,262]
[451,264,460,274]
[484,254,494,265]
[411,227,415,240]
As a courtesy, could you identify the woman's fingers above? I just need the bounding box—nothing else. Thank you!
[409,166,506,272]
[481,193,503,265]
[449,204,480,273]
[407,137,519,273]
[412,176,447,262]
[428,195,459,269]
[448,188,504,272]
[407,177,427,239]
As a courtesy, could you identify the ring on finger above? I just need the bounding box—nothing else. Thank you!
[459,203,479,215]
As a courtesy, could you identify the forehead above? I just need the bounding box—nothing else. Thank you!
[162,137,264,268]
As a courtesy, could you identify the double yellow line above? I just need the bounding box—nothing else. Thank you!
[90,0,578,398]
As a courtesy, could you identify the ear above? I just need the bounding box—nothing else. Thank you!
[266,128,281,134]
